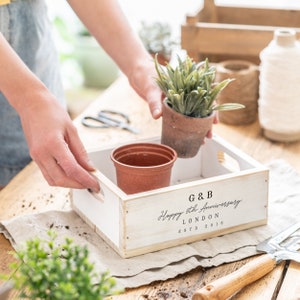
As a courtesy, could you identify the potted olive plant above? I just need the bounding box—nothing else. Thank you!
[138,21,177,65]
[155,55,245,158]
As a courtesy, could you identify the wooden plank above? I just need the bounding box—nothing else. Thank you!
[0,163,70,221]
[276,260,300,300]
[216,6,300,27]
[193,0,300,27]
[182,23,300,56]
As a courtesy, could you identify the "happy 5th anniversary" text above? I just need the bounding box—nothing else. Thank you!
[157,190,243,233]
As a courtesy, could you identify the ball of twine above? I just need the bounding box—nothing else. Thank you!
[259,29,300,142]
[215,60,259,125]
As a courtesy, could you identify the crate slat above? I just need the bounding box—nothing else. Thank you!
[182,0,300,63]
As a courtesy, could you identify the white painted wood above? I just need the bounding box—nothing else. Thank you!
[71,135,269,258]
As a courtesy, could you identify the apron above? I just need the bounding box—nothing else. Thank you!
[0,0,65,185]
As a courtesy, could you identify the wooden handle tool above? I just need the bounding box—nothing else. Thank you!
[192,254,276,300]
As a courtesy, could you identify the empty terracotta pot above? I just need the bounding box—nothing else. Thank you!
[111,143,177,194]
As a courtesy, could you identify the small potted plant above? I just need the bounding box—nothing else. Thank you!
[138,21,177,65]
[155,55,245,158]
[0,231,121,299]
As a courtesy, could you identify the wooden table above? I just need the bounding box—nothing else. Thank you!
[1,77,300,299]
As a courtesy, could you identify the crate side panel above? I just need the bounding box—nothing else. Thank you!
[123,170,268,251]
[170,148,203,184]
[181,24,276,57]
[181,23,300,64]
[217,6,300,27]
[201,136,264,178]
[72,187,121,247]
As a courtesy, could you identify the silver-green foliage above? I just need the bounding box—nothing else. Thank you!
[155,55,244,117]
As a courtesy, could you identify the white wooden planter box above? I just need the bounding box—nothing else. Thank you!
[71,135,269,258]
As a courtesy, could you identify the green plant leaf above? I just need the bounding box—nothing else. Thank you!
[154,55,244,117]
[213,103,245,111]
[4,231,122,300]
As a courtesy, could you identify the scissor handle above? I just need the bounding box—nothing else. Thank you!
[98,110,131,124]
[81,110,139,134]
[81,116,111,128]
[81,110,131,128]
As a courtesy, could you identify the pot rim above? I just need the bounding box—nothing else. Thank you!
[111,142,177,170]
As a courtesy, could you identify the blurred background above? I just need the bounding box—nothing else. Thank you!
[45,0,299,118]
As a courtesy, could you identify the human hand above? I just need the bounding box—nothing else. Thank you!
[128,58,219,139]
[18,95,100,192]
[128,59,163,120]
[206,112,219,139]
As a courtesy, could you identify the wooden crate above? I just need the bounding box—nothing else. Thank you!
[181,0,300,64]
[71,135,269,258]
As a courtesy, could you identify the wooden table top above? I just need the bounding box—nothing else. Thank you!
[1,76,300,299]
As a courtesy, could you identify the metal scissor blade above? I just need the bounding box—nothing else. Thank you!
[257,221,300,253]
[117,123,140,134]
[275,249,300,263]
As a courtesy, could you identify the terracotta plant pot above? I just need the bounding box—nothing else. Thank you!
[161,99,215,158]
[111,142,177,194]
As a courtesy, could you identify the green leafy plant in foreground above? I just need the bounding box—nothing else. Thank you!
[155,54,245,118]
[6,231,120,300]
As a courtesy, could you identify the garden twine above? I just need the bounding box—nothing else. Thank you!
[215,60,259,125]
[259,29,300,142]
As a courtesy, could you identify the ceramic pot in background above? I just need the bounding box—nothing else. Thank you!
[161,99,215,158]
[75,36,120,89]
[111,143,177,194]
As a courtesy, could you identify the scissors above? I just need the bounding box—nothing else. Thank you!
[81,109,139,134]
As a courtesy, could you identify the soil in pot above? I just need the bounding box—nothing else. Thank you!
[161,100,215,158]
[111,142,177,194]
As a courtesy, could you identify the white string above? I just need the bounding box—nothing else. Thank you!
[259,30,300,139]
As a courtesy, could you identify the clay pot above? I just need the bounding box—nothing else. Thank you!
[111,143,177,194]
[161,99,215,158]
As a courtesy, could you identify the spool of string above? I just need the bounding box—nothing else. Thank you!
[215,60,259,125]
[259,29,300,142]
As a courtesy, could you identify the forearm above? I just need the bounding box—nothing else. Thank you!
[67,0,162,118]
[0,33,49,114]
[67,0,152,80]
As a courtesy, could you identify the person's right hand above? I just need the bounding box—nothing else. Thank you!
[18,92,100,192]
